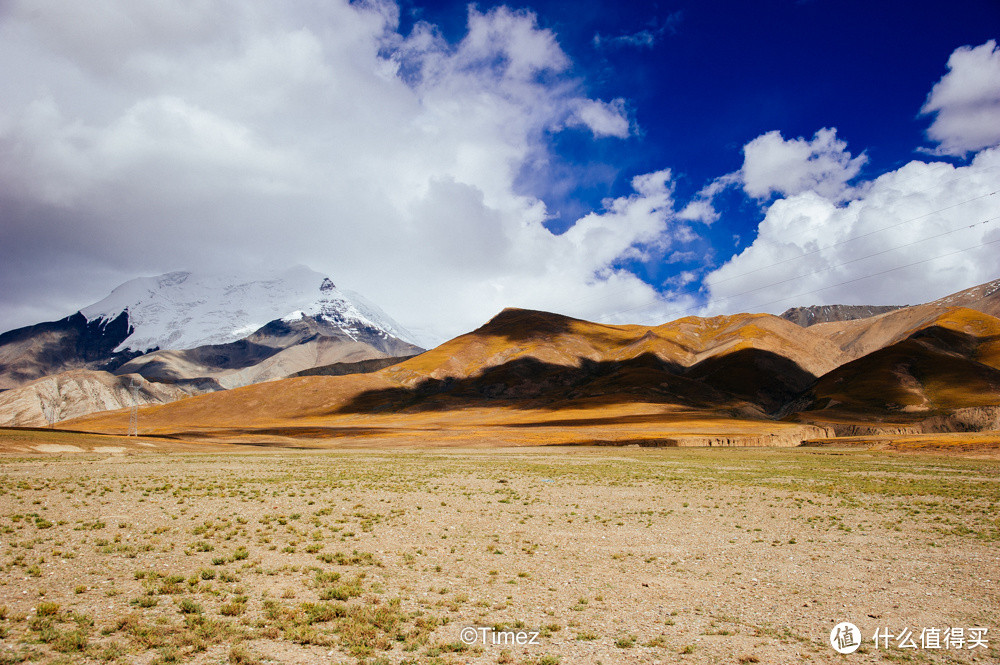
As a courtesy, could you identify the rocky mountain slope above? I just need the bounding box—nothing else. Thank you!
[115,309,421,389]
[0,312,140,390]
[0,370,198,428]
[795,306,1000,434]
[780,304,903,327]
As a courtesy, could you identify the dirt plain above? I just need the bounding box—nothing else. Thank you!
[0,430,998,665]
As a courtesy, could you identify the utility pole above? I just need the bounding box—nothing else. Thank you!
[127,378,140,437]
[42,399,57,427]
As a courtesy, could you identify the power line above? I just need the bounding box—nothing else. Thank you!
[599,233,1000,321]
[563,182,998,316]
[732,236,1000,314]
[709,189,998,288]
[705,216,1000,310]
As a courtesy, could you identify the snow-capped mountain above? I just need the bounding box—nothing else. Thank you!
[81,265,419,353]
[0,266,423,391]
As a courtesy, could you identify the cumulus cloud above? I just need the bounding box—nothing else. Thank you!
[699,42,1000,315]
[676,198,720,224]
[676,129,866,226]
[740,128,866,201]
[676,173,739,224]
[569,98,631,138]
[921,40,1000,156]
[704,147,1000,313]
[0,1,680,342]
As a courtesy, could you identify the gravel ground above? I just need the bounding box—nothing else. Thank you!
[0,446,997,664]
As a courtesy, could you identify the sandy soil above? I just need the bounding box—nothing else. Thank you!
[0,444,997,664]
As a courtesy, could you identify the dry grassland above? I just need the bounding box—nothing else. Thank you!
[0,437,998,664]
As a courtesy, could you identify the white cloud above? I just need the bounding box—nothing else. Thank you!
[0,1,681,342]
[921,40,1000,156]
[570,98,631,138]
[677,192,719,224]
[458,5,569,79]
[740,128,866,201]
[699,42,1000,316]
[676,129,866,226]
[704,146,1000,313]
[592,11,683,50]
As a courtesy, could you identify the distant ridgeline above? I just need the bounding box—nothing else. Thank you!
[780,304,904,327]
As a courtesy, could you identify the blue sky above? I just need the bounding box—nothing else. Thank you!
[421,0,997,183]
[0,0,998,342]
[409,0,1000,301]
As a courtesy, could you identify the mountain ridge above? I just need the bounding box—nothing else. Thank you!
[58,276,1000,445]
[780,304,904,327]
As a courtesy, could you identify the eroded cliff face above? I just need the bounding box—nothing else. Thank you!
[585,425,836,447]
[683,426,835,447]
[826,423,926,437]
[819,407,1000,437]
[0,370,198,427]
[918,406,1000,433]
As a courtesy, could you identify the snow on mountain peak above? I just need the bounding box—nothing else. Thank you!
[80,266,417,352]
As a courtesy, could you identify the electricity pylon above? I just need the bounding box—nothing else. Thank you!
[127,378,140,437]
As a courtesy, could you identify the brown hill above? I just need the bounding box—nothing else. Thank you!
[385,309,843,388]
[287,355,418,378]
[336,308,849,419]
[57,369,832,448]
[798,308,1000,432]
[58,308,847,444]
[808,277,1000,364]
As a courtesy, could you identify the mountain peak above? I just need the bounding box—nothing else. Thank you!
[78,267,416,352]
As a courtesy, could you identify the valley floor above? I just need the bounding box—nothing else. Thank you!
[0,444,997,664]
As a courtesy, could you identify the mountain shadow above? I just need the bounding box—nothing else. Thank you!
[906,323,1000,364]
[802,327,1000,417]
[335,351,809,417]
[289,355,420,378]
[684,347,819,415]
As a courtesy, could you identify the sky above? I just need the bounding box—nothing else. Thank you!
[1,0,999,344]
